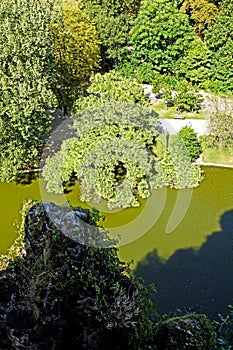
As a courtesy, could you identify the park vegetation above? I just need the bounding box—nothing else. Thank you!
[0,0,232,347]
[0,0,232,180]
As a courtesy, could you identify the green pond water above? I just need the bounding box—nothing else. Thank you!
[0,166,233,318]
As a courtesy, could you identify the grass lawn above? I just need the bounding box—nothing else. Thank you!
[150,101,206,119]
[202,148,233,165]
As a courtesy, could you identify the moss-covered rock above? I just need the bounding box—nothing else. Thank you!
[0,202,154,349]
[154,313,216,350]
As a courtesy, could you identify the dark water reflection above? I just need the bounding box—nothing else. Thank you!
[135,210,233,319]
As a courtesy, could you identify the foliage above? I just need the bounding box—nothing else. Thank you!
[43,103,164,209]
[73,70,149,112]
[159,138,203,188]
[201,147,233,165]
[174,80,204,112]
[61,245,157,349]
[160,86,175,108]
[75,0,141,71]
[178,126,202,161]
[214,304,233,349]
[161,80,203,112]
[204,0,233,93]
[118,60,157,84]
[181,0,219,37]
[128,0,194,76]
[0,0,58,181]
[154,313,217,349]
[43,103,202,209]
[206,112,233,149]
[51,2,100,112]
[177,39,212,87]
[152,74,177,93]
[0,201,157,349]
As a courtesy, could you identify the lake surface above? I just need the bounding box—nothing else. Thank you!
[0,166,232,318]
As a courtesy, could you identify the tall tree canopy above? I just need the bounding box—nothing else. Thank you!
[128,0,194,76]
[52,1,101,112]
[75,0,141,71]
[204,0,233,92]
[181,0,219,37]
[73,70,148,112]
[0,0,58,181]
[177,38,212,86]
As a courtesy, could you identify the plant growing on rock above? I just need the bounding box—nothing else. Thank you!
[214,304,233,349]
[0,202,156,349]
[154,313,217,349]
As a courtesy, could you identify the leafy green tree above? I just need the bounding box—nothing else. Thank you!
[73,70,149,112]
[0,0,58,181]
[43,103,202,209]
[206,112,233,149]
[52,2,100,113]
[177,39,212,87]
[178,126,202,161]
[159,138,202,188]
[76,0,141,71]
[128,0,194,76]
[205,0,233,92]
[174,80,204,112]
[118,60,157,84]
[43,103,164,209]
[181,0,219,37]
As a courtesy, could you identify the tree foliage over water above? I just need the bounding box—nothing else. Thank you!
[43,103,202,209]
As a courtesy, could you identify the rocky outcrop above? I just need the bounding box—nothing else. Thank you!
[0,202,218,349]
[0,202,140,349]
[153,314,216,350]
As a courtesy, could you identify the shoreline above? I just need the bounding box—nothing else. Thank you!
[196,160,233,169]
